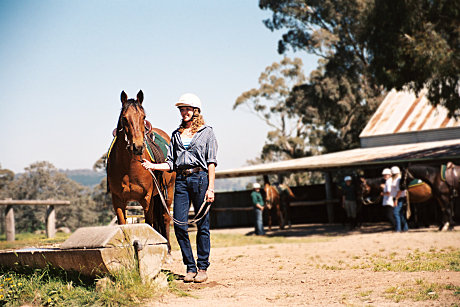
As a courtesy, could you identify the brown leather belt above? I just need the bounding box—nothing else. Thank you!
[178,167,206,176]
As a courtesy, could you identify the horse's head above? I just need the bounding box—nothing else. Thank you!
[400,167,414,190]
[118,90,146,156]
[359,177,371,198]
[360,177,385,205]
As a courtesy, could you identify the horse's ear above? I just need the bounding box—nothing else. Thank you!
[121,91,128,105]
[137,90,144,104]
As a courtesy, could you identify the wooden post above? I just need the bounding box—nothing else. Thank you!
[46,205,56,238]
[0,199,69,241]
[5,205,15,241]
[324,172,334,223]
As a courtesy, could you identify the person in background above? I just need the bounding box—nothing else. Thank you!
[391,166,409,232]
[251,182,265,235]
[141,93,217,283]
[340,176,357,229]
[382,168,396,229]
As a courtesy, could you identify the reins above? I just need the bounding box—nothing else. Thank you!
[146,167,211,225]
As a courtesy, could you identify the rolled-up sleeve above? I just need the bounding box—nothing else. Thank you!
[206,129,218,166]
[166,135,175,171]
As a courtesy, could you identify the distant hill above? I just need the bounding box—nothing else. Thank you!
[58,169,251,190]
[60,169,105,187]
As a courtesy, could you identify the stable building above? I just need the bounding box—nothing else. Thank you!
[212,89,460,228]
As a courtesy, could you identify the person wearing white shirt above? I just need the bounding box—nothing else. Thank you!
[382,168,396,229]
[391,166,409,232]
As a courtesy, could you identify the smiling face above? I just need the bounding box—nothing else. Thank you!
[179,106,195,122]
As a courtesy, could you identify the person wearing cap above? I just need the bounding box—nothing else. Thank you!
[251,182,265,235]
[340,176,358,229]
[382,168,396,229]
[141,93,218,283]
[390,166,409,232]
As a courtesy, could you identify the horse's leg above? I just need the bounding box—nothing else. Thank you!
[143,198,154,228]
[436,194,451,231]
[286,200,292,228]
[276,200,284,230]
[267,207,272,231]
[112,195,127,225]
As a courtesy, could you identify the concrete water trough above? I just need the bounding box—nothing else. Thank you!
[0,224,168,281]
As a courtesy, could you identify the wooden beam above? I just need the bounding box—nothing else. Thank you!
[0,199,70,206]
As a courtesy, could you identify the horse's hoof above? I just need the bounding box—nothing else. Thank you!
[441,222,450,231]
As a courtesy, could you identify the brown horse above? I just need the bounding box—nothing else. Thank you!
[263,182,282,230]
[107,90,176,250]
[402,164,458,231]
[278,184,295,228]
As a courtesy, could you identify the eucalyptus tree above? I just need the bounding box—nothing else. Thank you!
[235,57,321,162]
[365,0,460,116]
[259,0,384,153]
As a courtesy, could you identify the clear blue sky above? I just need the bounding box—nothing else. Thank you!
[0,0,317,173]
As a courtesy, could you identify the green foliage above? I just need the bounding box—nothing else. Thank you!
[235,57,314,161]
[0,161,112,234]
[365,0,460,117]
[259,0,384,153]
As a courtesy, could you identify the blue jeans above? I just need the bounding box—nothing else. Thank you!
[393,197,409,232]
[254,208,265,235]
[173,171,210,273]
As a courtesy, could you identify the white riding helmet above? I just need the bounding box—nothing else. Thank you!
[344,176,352,181]
[382,168,392,175]
[175,93,202,110]
[391,166,400,174]
[253,183,261,189]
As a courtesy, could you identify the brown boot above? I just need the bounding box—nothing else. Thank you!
[183,271,197,283]
[194,269,208,283]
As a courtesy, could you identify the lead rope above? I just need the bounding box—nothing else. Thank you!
[147,168,211,225]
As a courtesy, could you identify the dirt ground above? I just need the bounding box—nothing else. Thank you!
[155,224,460,307]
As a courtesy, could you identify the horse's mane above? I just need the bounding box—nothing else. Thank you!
[116,99,145,132]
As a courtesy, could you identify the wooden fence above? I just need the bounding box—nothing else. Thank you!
[0,199,70,241]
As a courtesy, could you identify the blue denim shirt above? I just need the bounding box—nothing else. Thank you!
[166,125,218,171]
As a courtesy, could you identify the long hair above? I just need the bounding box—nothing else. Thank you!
[178,108,205,134]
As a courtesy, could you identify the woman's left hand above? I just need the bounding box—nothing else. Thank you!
[205,189,215,203]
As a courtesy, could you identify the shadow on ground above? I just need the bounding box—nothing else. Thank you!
[244,222,409,238]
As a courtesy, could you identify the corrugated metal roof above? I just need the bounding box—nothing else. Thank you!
[360,89,460,138]
[215,139,460,178]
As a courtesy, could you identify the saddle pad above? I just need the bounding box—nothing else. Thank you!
[150,131,168,159]
[408,179,424,188]
[441,164,447,181]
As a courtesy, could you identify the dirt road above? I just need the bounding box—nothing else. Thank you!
[156,224,460,306]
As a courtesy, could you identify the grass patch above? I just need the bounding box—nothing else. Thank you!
[0,232,70,250]
[168,230,331,251]
[0,265,168,306]
[384,279,459,303]
[369,250,460,272]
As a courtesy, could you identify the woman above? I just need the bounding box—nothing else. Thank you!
[390,166,409,232]
[382,168,396,229]
[141,93,217,283]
